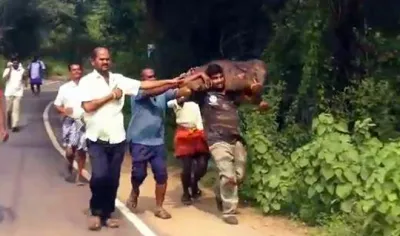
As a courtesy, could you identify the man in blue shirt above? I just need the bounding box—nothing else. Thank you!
[126,68,209,219]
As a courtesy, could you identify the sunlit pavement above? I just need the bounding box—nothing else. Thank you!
[0,81,144,236]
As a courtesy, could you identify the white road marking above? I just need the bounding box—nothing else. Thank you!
[43,101,157,236]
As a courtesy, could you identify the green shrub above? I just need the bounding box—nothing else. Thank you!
[243,111,400,235]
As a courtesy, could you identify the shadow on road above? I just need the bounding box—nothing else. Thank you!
[0,205,16,223]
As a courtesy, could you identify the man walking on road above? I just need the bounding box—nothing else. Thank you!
[125,68,199,219]
[2,55,26,132]
[182,64,269,225]
[54,63,87,185]
[78,47,186,231]
[27,55,46,96]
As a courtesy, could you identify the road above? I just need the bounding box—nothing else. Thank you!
[0,81,144,236]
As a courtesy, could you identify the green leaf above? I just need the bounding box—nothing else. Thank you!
[308,187,316,198]
[334,121,349,133]
[342,149,359,162]
[315,183,324,193]
[360,167,370,181]
[361,200,375,213]
[377,202,390,214]
[321,165,334,180]
[271,202,281,210]
[340,200,353,213]
[317,126,326,135]
[326,185,335,195]
[383,156,397,170]
[387,193,398,202]
[298,157,309,168]
[311,159,320,167]
[373,183,384,201]
[343,169,358,184]
[390,205,400,217]
[305,175,318,185]
[335,169,343,180]
[354,186,364,196]
[262,205,270,213]
[254,141,267,154]
[268,177,280,189]
[336,183,352,199]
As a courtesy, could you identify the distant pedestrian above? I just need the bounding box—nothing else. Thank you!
[54,63,87,185]
[78,47,185,231]
[27,55,46,96]
[2,55,26,132]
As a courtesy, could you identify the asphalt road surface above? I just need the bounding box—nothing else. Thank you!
[0,82,144,236]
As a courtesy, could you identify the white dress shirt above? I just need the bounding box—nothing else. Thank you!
[2,66,25,97]
[78,70,141,144]
[54,80,85,119]
[167,99,203,130]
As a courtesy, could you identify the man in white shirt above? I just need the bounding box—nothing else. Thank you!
[2,56,27,132]
[79,47,193,231]
[54,63,87,186]
[167,90,210,206]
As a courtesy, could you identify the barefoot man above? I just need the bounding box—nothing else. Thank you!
[54,63,87,185]
[125,68,208,219]
[78,47,187,230]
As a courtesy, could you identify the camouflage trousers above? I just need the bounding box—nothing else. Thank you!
[209,141,247,217]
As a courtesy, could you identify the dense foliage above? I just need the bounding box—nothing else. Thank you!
[1,0,400,235]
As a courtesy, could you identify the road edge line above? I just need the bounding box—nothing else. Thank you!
[42,101,157,236]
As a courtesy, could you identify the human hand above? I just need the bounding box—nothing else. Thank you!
[187,67,198,75]
[112,88,123,100]
[198,72,212,89]
[170,77,184,88]
[258,101,269,111]
[64,107,73,116]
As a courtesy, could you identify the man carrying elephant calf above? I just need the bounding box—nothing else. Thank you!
[179,61,269,225]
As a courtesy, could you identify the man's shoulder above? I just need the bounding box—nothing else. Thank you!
[79,72,97,84]
[60,81,74,89]
[110,72,123,78]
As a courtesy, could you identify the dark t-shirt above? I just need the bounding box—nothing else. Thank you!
[192,90,242,146]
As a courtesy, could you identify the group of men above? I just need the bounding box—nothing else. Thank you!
[0,55,46,134]
[3,46,269,231]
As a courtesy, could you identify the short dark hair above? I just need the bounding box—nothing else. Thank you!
[10,53,18,62]
[68,63,82,71]
[205,64,223,77]
[91,47,109,60]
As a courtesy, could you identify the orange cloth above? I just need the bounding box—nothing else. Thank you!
[174,126,209,158]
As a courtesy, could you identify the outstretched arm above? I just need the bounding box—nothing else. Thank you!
[178,72,212,91]
[136,72,207,98]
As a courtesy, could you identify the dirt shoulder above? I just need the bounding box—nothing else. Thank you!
[117,154,310,236]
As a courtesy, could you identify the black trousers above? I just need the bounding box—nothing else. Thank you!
[30,84,41,94]
[86,139,126,219]
[180,154,210,193]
